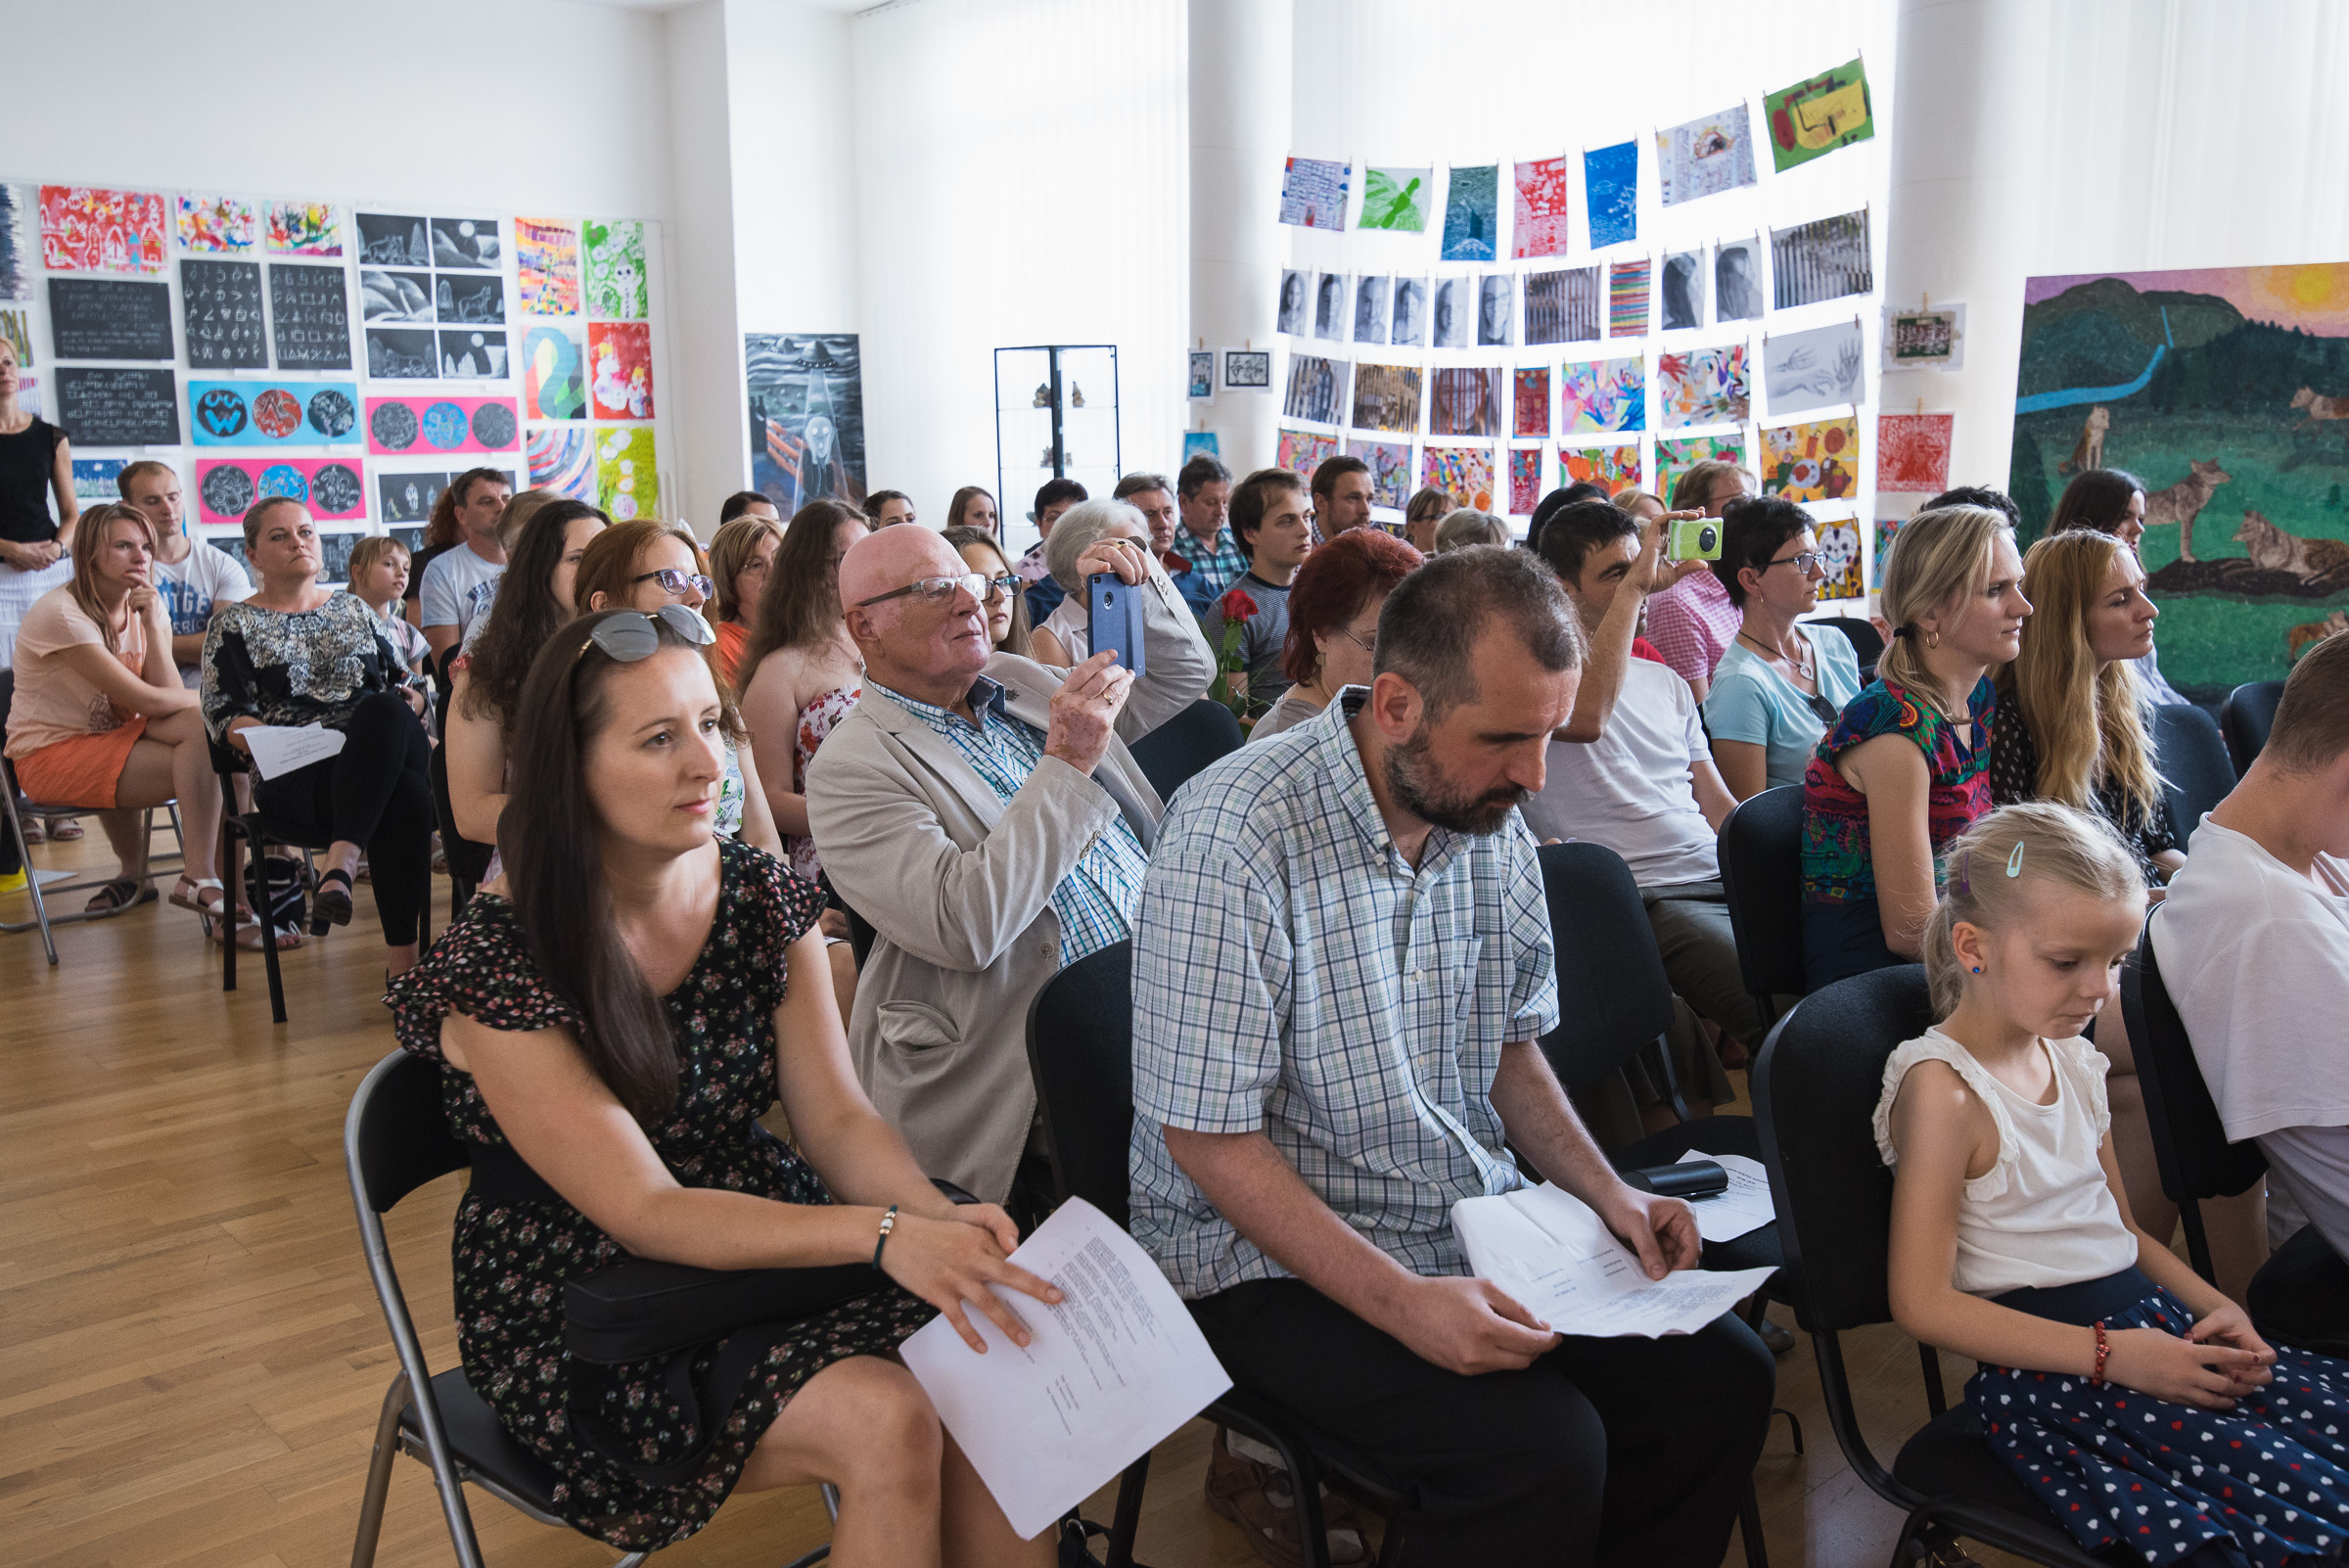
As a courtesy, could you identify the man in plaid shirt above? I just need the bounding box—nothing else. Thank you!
[1172,452,1245,614]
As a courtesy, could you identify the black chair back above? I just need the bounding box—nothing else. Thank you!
[429,745,496,893]
[348,1050,471,1216]
[1127,698,1245,804]
[1534,843,1675,1093]
[1024,940,1136,1227]
[1751,965,1934,1333]
[1813,616,1885,678]
[1718,784,1808,1006]
[2151,702,2234,839]
[2221,679,2285,776]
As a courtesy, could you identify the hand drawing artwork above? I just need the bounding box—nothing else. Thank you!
[266,202,340,256]
[1583,142,1638,250]
[0,186,32,300]
[1421,446,1497,512]
[1764,58,1875,173]
[40,186,168,274]
[1563,442,1642,495]
[1714,239,1764,324]
[436,271,506,326]
[1508,447,1544,515]
[524,323,587,421]
[177,194,256,254]
[1877,412,1955,492]
[1346,438,1412,509]
[1763,319,1865,417]
[1511,157,1573,260]
[1359,167,1430,233]
[1656,105,1759,206]
[1660,252,1702,332]
[1276,269,1308,336]
[195,458,367,526]
[1278,158,1350,229]
[1281,354,1348,425]
[1477,274,1514,347]
[1816,517,1865,600]
[596,427,661,522]
[1390,277,1428,347]
[268,263,352,372]
[1428,368,1501,438]
[1313,272,1348,342]
[1513,368,1550,439]
[1440,165,1498,262]
[1559,357,1647,434]
[1771,210,1873,309]
[0,306,30,365]
[1656,345,1750,430]
[365,395,521,456]
[188,380,361,447]
[1353,275,1391,345]
[1759,416,1860,503]
[1609,258,1650,338]
[584,218,649,320]
[588,322,655,420]
[1276,427,1339,482]
[1431,278,1473,349]
[1350,364,1422,435]
[1522,268,1600,346]
[361,269,434,323]
[516,218,582,317]
[746,332,867,514]
[376,471,450,527]
[365,329,437,381]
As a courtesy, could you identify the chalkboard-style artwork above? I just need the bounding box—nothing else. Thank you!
[516,218,580,316]
[438,329,510,380]
[523,323,586,420]
[588,321,654,419]
[584,218,647,320]
[431,217,500,270]
[57,366,181,445]
[266,201,341,256]
[71,457,129,500]
[361,269,434,322]
[181,259,269,369]
[595,426,660,521]
[267,262,352,371]
[194,457,369,526]
[0,185,32,300]
[436,270,504,325]
[40,185,168,274]
[189,380,362,447]
[366,394,522,455]
[527,426,593,499]
[355,212,431,267]
[177,193,256,254]
[365,328,437,380]
[377,470,449,526]
[315,528,365,584]
[48,278,175,360]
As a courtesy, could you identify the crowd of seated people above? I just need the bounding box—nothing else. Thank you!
[17,455,2349,1568]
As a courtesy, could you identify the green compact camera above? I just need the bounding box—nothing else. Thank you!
[1667,517,1724,561]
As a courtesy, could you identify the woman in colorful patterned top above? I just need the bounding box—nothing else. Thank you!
[1801,504,2031,989]
[388,608,1061,1561]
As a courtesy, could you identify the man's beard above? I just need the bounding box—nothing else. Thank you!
[1382,722,1525,836]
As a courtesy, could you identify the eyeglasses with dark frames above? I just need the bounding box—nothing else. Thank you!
[1761,550,1825,575]
[633,567,715,598]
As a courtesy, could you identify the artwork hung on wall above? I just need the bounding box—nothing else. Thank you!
[1513,367,1550,439]
[180,259,268,370]
[1656,433,1744,502]
[1222,348,1271,392]
[47,278,174,360]
[365,328,437,380]
[1609,259,1650,338]
[596,427,661,521]
[1347,438,1412,509]
[1508,446,1544,515]
[268,262,352,371]
[1276,269,1308,336]
[439,329,510,379]
[356,212,432,267]
[71,458,127,501]
[1584,142,1638,250]
[2008,260,2349,695]
[1563,441,1642,494]
[365,395,521,456]
[1428,367,1501,438]
[1713,238,1764,323]
[1511,156,1573,259]
[40,185,168,274]
[1877,412,1954,491]
[1421,445,1496,512]
[1816,515,1865,600]
[1763,318,1866,417]
[265,201,340,256]
[1359,167,1431,233]
[1181,432,1221,465]
[588,321,654,419]
[1873,517,1903,588]
[431,217,500,270]
[177,194,256,254]
[1560,356,1647,434]
[1350,364,1422,435]
[1772,209,1873,309]
[189,380,360,447]
[0,305,30,365]
[1276,427,1339,481]
[584,217,648,319]
[1659,252,1702,332]
[1657,104,1758,206]
[17,374,40,418]
[1888,302,1964,369]
[1278,158,1350,229]
[194,457,366,527]
[377,470,450,527]
[361,269,434,323]
[524,324,587,421]
[746,331,867,513]
[527,426,595,500]
[1758,415,1859,503]
[1354,275,1391,344]
[1432,278,1473,349]
[1656,344,1750,429]
[0,185,34,300]
[1440,165,1498,262]
[1523,267,1601,346]
[55,367,180,445]
[1477,274,1514,346]
[1764,57,1875,172]
[1313,271,1348,341]
[1281,353,1347,425]
[437,269,505,326]
[1186,350,1214,400]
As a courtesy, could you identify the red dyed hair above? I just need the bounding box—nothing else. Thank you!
[1280,528,1425,686]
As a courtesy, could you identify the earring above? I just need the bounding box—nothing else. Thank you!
[1971,965,1983,974]
[1927,628,1943,651]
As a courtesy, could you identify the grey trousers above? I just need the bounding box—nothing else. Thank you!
[1640,878,1772,1050]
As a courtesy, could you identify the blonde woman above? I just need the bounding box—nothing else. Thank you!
[1431,508,1509,552]
[1399,484,1451,553]
[1801,504,2031,988]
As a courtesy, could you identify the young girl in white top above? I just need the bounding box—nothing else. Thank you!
[1878,802,2349,1566]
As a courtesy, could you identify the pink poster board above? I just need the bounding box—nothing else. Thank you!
[364,395,522,455]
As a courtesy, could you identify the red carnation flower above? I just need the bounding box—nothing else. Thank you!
[1218,587,1260,622]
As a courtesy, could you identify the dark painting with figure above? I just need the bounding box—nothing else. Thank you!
[747,332,867,514]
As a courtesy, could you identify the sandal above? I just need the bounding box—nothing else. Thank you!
[312,867,355,932]
[84,877,157,914]
[45,815,82,842]
[1204,1427,1369,1568]
[214,902,303,950]
[21,816,43,845]
[171,875,228,918]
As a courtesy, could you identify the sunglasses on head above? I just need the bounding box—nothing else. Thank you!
[571,604,715,666]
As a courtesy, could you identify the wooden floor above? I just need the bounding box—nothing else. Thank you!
[0,829,2030,1568]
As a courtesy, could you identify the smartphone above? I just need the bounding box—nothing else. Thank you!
[1087,573,1146,676]
[1667,517,1724,561]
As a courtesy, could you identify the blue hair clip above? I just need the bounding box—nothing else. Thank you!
[2005,842,2026,878]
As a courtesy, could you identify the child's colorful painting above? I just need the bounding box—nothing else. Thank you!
[1277,427,1339,481]
[1421,445,1496,512]
[40,185,168,274]
[1655,344,1749,429]
[1758,416,1859,503]
[1562,441,1642,495]
[1513,368,1550,439]
[1559,356,1646,435]
[596,427,660,521]
[266,201,341,256]
[177,194,256,254]
[1346,438,1412,510]
[1877,412,1954,492]
[517,218,582,317]
[583,217,647,319]
[588,321,655,420]
[528,426,595,500]
[1508,447,1543,515]
[1656,434,1743,504]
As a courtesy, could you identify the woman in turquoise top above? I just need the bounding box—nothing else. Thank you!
[1800,504,2031,990]
[1702,496,1865,798]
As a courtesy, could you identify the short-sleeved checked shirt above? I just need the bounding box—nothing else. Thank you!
[1643,569,1740,686]
[870,675,1149,968]
[1128,690,1562,1298]
[1179,525,1251,601]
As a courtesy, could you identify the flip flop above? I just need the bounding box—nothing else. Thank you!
[311,867,355,933]
[84,878,157,914]
[45,815,83,842]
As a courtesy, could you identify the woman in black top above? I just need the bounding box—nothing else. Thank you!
[202,497,433,972]
[0,336,79,864]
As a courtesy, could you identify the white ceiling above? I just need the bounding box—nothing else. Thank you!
[562,0,876,11]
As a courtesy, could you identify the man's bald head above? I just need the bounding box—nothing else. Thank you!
[840,519,999,703]
[840,522,965,618]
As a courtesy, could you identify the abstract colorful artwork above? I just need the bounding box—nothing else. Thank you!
[177,194,256,254]
[266,201,341,256]
[516,218,581,317]
[1508,447,1544,515]
[1873,518,1904,589]
[1877,413,1954,491]
[364,395,522,456]
[1657,104,1759,206]
[1771,209,1873,309]
[1428,367,1502,438]
[0,185,32,300]
[1765,57,1875,172]
[39,185,168,274]
[584,217,648,319]
[1560,357,1647,434]
[527,426,594,500]
[588,321,655,419]
[1359,167,1430,233]
[1656,345,1750,429]
[1563,441,1643,495]
[596,427,661,521]
[1276,427,1340,481]
[189,380,361,447]
[1441,165,1498,262]
[1514,368,1550,439]
[1278,158,1350,229]
[1758,416,1860,503]
[1350,363,1421,435]
[1346,438,1412,510]
[524,324,587,421]
[194,457,367,526]
[1584,142,1638,250]
[1421,446,1497,512]
[747,332,866,512]
[1656,434,1743,503]
[1511,156,1573,259]
[0,305,28,365]
[1763,319,1866,417]
[1609,259,1650,338]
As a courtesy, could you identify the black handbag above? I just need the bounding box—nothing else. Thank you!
[244,853,307,937]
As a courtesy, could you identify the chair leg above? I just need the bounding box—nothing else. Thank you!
[1104,1451,1151,1568]
[1918,1342,1947,1419]
[3,790,59,966]
[219,808,239,993]
[253,827,289,1024]
[349,1371,408,1568]
[1737,1481,1771,1568]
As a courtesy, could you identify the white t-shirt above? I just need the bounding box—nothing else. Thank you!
[150,539,251,653]
[419,543,504,634]
[2160,816,2349,1258]
[1519,656,1717,886]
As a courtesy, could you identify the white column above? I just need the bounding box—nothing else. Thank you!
[1188,0,1292,478]
[661,0,745,534]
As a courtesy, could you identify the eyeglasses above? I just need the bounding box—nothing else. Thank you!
[1762,551,1824,574]
[570,604,716,666]
[1335,625,1377,654]
[1803,691,1842,725]
[633,567,715,598]
[855,572,1020,609]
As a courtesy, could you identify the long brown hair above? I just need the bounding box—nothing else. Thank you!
[945,485,995,534]
[708,512,784,624]
[67,503,159,655]
[423,466,511,550]
[737,500,867,694]
[2005,530,2161,821]
[943,524,1032,658]
[457,500,610,729]
[568,520,745,742]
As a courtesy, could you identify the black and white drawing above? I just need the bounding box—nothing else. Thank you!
[1476,274,1513,346]
[1660,251,1703,332]
[430,217,500,269]
[1714,238,1765,323]
[436,272,505,325]
[1432,277,1473,348]
[1222,348,1271,391]
[377,470,450,525]
[1390,277,1427,347]
[361,269,434,322]
[1522,267,1601,346]
[1276,269,1308,336]
[438,329,510,379]
[1353,275,1390,344]
[356,212,431,267]
[1762,318,1866,416]
[365,327,438,380]
[1313,272,1348,342]
[1771,209,1874,310]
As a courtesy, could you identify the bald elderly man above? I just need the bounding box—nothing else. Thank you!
[807,519,1216,1206]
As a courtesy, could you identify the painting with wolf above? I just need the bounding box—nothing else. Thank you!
[747,332,867,514]
[2010,260,2349,697]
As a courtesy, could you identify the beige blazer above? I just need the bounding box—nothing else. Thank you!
[806,567,1215,1200]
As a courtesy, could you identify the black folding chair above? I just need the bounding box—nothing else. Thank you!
[1811,615,1884,681]
[430,742,495,921]
[1717,784,1808,1027]
[2150,701,2234,837]
[1025,941,1404,1568]
[1126,696,1245,804]
[1753,966,2104,1567]
[2220,679,2285,776]
[344,1050,835,1568]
